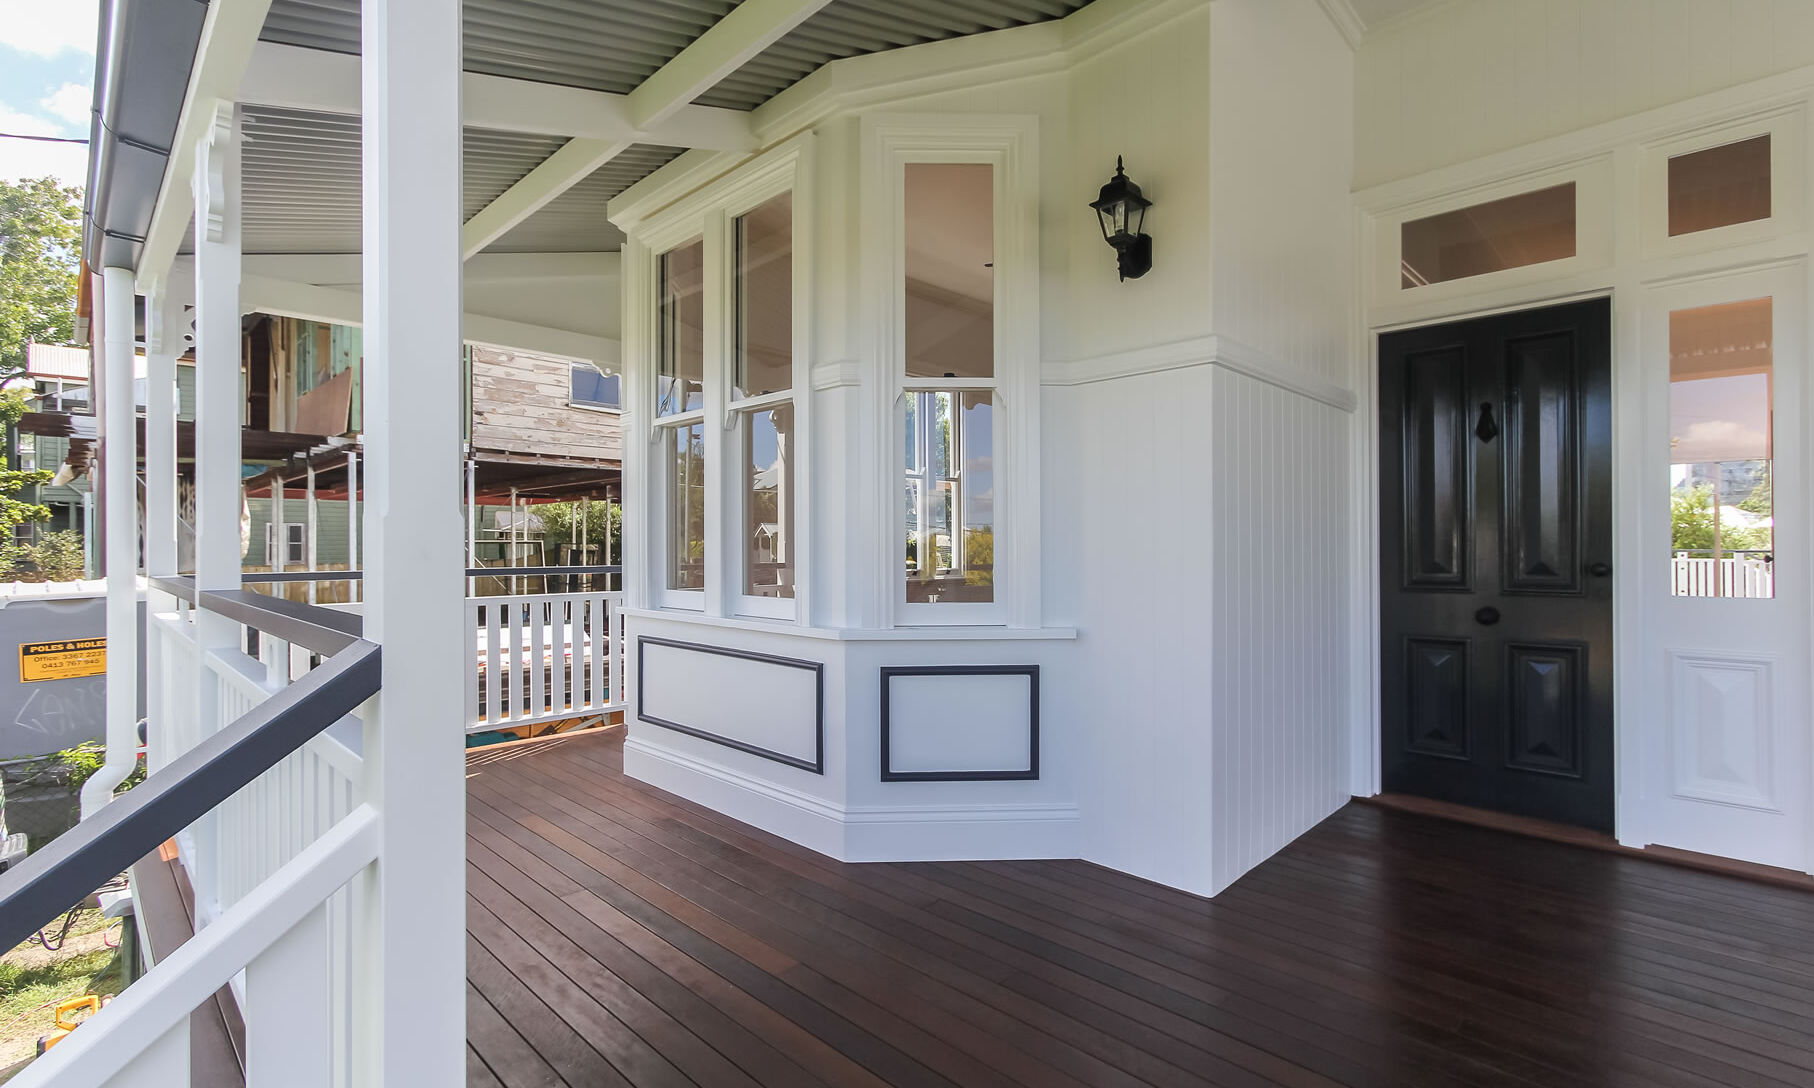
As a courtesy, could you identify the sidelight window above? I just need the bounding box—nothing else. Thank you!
[901,163,998,610]
[732,192,796,612]
[1669,298,1774,599]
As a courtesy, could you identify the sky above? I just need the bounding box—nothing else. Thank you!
[0,0,99,189]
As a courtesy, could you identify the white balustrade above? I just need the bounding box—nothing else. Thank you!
[1671,553,1774,598]
[466,590,625,733]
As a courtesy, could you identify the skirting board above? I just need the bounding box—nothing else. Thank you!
[623,733,1080,863]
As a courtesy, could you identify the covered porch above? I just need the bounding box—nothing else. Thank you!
[465,728,1814,1088]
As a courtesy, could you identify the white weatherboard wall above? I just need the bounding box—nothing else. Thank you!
[1354,0,1814,188]
[617,0,1355,897]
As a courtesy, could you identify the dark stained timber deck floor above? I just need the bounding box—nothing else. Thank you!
[464,729,1814,1088]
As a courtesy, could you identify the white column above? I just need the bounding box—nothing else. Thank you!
[189,100,243,913]
[354,0,466,1081]
[306,462,318,604]
[80,265,142,818]
[346,450,359,599]
[143,282,181,774]
[144,283,180,580]
[193,102,243,607]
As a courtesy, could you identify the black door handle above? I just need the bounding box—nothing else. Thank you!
[1587,562,1612,577]
[1474,606,1500,626]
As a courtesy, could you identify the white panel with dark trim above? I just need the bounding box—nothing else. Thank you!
[637,637,824,773]
[881,666,1038,781]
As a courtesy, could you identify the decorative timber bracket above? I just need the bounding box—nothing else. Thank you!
[192,101,235,244]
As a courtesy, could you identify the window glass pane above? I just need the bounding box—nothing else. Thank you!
[734,193,792,400]
[1400,183,1576,288]
[570,364,620,409]
[743,404,794,600]
[1669,135,1770,237]
[904,391,993,604]
[667,422,706,591]
[1670,298,1773,599]
[905,163,993,379]
[657,240,705,416]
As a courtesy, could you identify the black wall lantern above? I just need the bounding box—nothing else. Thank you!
[1089,156,1153,281]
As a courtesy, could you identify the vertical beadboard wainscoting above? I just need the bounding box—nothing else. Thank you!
[621,611,1080,863]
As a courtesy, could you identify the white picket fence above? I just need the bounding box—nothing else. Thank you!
[1671,553,1774,598]
[466,590,625,733]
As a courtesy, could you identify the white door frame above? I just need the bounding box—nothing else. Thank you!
[1351,279,1626,839]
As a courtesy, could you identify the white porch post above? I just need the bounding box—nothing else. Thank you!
[143,282,181,774]
[81,265,142,818]
[190,101,244,912]
[355,0,466,1080]
[144,283,180,580]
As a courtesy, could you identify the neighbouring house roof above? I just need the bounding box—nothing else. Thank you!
[25,344,93,383]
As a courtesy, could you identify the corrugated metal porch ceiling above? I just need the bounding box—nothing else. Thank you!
[246,0,1088,254]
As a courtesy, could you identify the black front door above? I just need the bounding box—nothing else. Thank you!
[1379,299,1614,831]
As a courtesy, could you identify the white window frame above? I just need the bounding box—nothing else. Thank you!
[649,235,709,611]
[629,136,813,621]
[568,361,622,413]
[722,172,807,621]
[863,115,1041,628]
[1640,107,1805,264]
[1371,158,1614,319]
[266,521,305,567]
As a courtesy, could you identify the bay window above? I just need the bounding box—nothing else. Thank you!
[655,238,706,599]
[637,141,805,619]
[732,192,797,614]
[900,161,1000,616]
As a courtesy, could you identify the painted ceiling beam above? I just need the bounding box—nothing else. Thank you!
[458,0,833,259]
[136,0,276,291]
[238,42,756,152]
[241,274,619,365]
[625,0,837,130]
[459,137,634,259]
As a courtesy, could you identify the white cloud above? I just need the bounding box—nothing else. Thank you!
[41,83,89,127]
[0,106,87,186]
[0,1,99,57]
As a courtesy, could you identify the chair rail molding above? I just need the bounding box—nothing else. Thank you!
[1043,332,1357,412]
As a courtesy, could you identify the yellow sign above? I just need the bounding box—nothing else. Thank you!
[19,638,107,683]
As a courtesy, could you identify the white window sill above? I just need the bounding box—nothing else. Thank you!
[623,607,1077,642]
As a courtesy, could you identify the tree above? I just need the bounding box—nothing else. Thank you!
[0,387,53,576]
[1671,483,1771,554]
[0,177,83,378]
[533,500,623,562]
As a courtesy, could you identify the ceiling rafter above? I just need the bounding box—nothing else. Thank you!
[455,0,837,259]
[236,42,756,151]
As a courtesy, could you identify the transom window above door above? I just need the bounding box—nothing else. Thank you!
[1400,183,1577,289]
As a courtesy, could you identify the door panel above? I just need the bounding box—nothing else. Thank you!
[1400,348,1472,589]
[1380,299,1613,831]
[1404,637,1470,759]
[1502,333,1582,594]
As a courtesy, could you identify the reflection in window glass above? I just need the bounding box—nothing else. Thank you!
[570,363,620,409]
[657,241,705,416]
[1670,298,1774,599]
[1400,183,1576,288]
[667,422,706,591]
[735,194,792,400]
[1669,135,1770,237]
[905,164,994,379]
[904,391,993,603]
[744,404,794,599]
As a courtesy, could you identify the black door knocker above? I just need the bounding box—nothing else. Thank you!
[1474,401,1499,443]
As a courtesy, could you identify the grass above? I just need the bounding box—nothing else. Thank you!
[0,908,130,1074]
